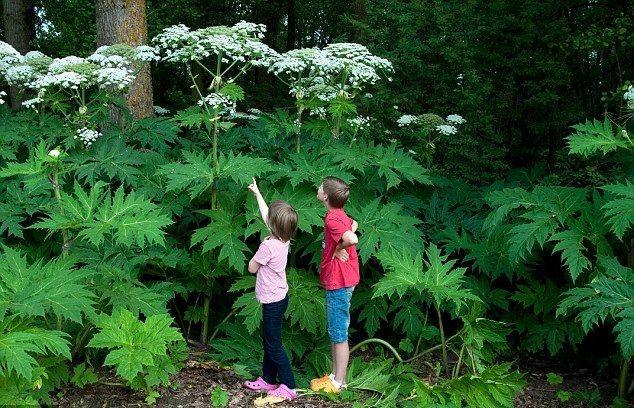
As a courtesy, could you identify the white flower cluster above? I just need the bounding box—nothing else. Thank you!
[95,67,134,89]
[153,105,169,115]
[436,124,458,135]
[310,106,327,118]
[0,41,21,74]
[0,42,154,97]
[268,43,393,101]
[152,21,275,66]
[4,64,37,85]
[398,112,466,136]
[247,108,262,115]
[0,90,6,105]
[133,45,160,62]
[624,85,634,109]
[347,115,370,130]
[21,97,42,109]
[197,92,236,115]
[75,127,102,147]
[446,114,465,124]
[397,114,420,127]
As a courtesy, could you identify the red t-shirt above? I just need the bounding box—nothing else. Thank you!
[320,208,360,290]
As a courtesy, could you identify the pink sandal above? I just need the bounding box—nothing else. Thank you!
[267,384,297,400]
[244,377,278,391]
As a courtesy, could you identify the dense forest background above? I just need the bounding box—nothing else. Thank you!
[0,0,633,407]
[9,0,631,180]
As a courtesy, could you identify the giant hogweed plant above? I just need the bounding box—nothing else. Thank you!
[152,21,277,342]
[479,85,634,398]
[0,42,185,403]
[0,23,527,407]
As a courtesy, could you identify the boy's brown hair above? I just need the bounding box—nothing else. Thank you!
[322,177,350,209]
[268,200,298,242]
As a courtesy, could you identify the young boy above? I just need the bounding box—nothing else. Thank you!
[311,176,359,394]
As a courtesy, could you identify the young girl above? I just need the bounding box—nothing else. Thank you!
[244,178,298,402]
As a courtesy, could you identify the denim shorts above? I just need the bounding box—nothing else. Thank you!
[326,286,355,344]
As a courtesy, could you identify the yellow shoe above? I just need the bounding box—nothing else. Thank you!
[310,374,329,389]
[310,375,341,394]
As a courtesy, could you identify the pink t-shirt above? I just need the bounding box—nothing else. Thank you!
[253,237,290,304]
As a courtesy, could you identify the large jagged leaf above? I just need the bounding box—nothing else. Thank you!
[558,256,633,357]
[0,141,50,181]
[72,136,143,185]
[550,227,590,282]
[352,287,388,337]
[601,182,634,240]
[31,181,172,249]
[0,318,70,381]
[372,142,432,188]
[349,199,423,262]
[88,309,184,382]
[418,363,525,408]
[275,151,354,187]
[190,209,249,273]
[346,357,394,394]
[96,266,175,317]
[390,298,425,339]
[507,210,558,262]
[216,152,272,185]
[285,269,325,334]
[566,118,630,157]
[0,246,95,323]
[130,117,179,153]
[231,290,261,334]
[157,150,216,199]
[374,243,479,312]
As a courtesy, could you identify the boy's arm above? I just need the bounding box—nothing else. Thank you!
[336,230,358,251]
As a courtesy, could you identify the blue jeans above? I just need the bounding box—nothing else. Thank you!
[326,286,355,344]
[261,295,295,389]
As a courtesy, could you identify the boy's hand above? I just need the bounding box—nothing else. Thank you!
[351,219,358,233]
[248,177,261,196]
[333,248,349,262]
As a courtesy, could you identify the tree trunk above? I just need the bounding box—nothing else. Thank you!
[2,0,33,109]
[95,0,153,119]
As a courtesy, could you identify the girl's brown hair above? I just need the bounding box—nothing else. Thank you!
[268,200,298,242]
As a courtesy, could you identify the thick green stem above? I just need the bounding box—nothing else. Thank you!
[453,344,465,378]
[200,295,211,343]
[72,323,94,358]
[349,338,403,362]
[618,358,630,397]
[404,330,463,363]
[209,309,236,343]
[435,303,451,378]
[50,168,70,257]
[295,105,304,153]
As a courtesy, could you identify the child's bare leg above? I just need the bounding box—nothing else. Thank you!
[333,341,349,384]
[331,344,337,376]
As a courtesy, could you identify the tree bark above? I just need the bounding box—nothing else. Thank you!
[2,0,34,109]
[95,0,153,119]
